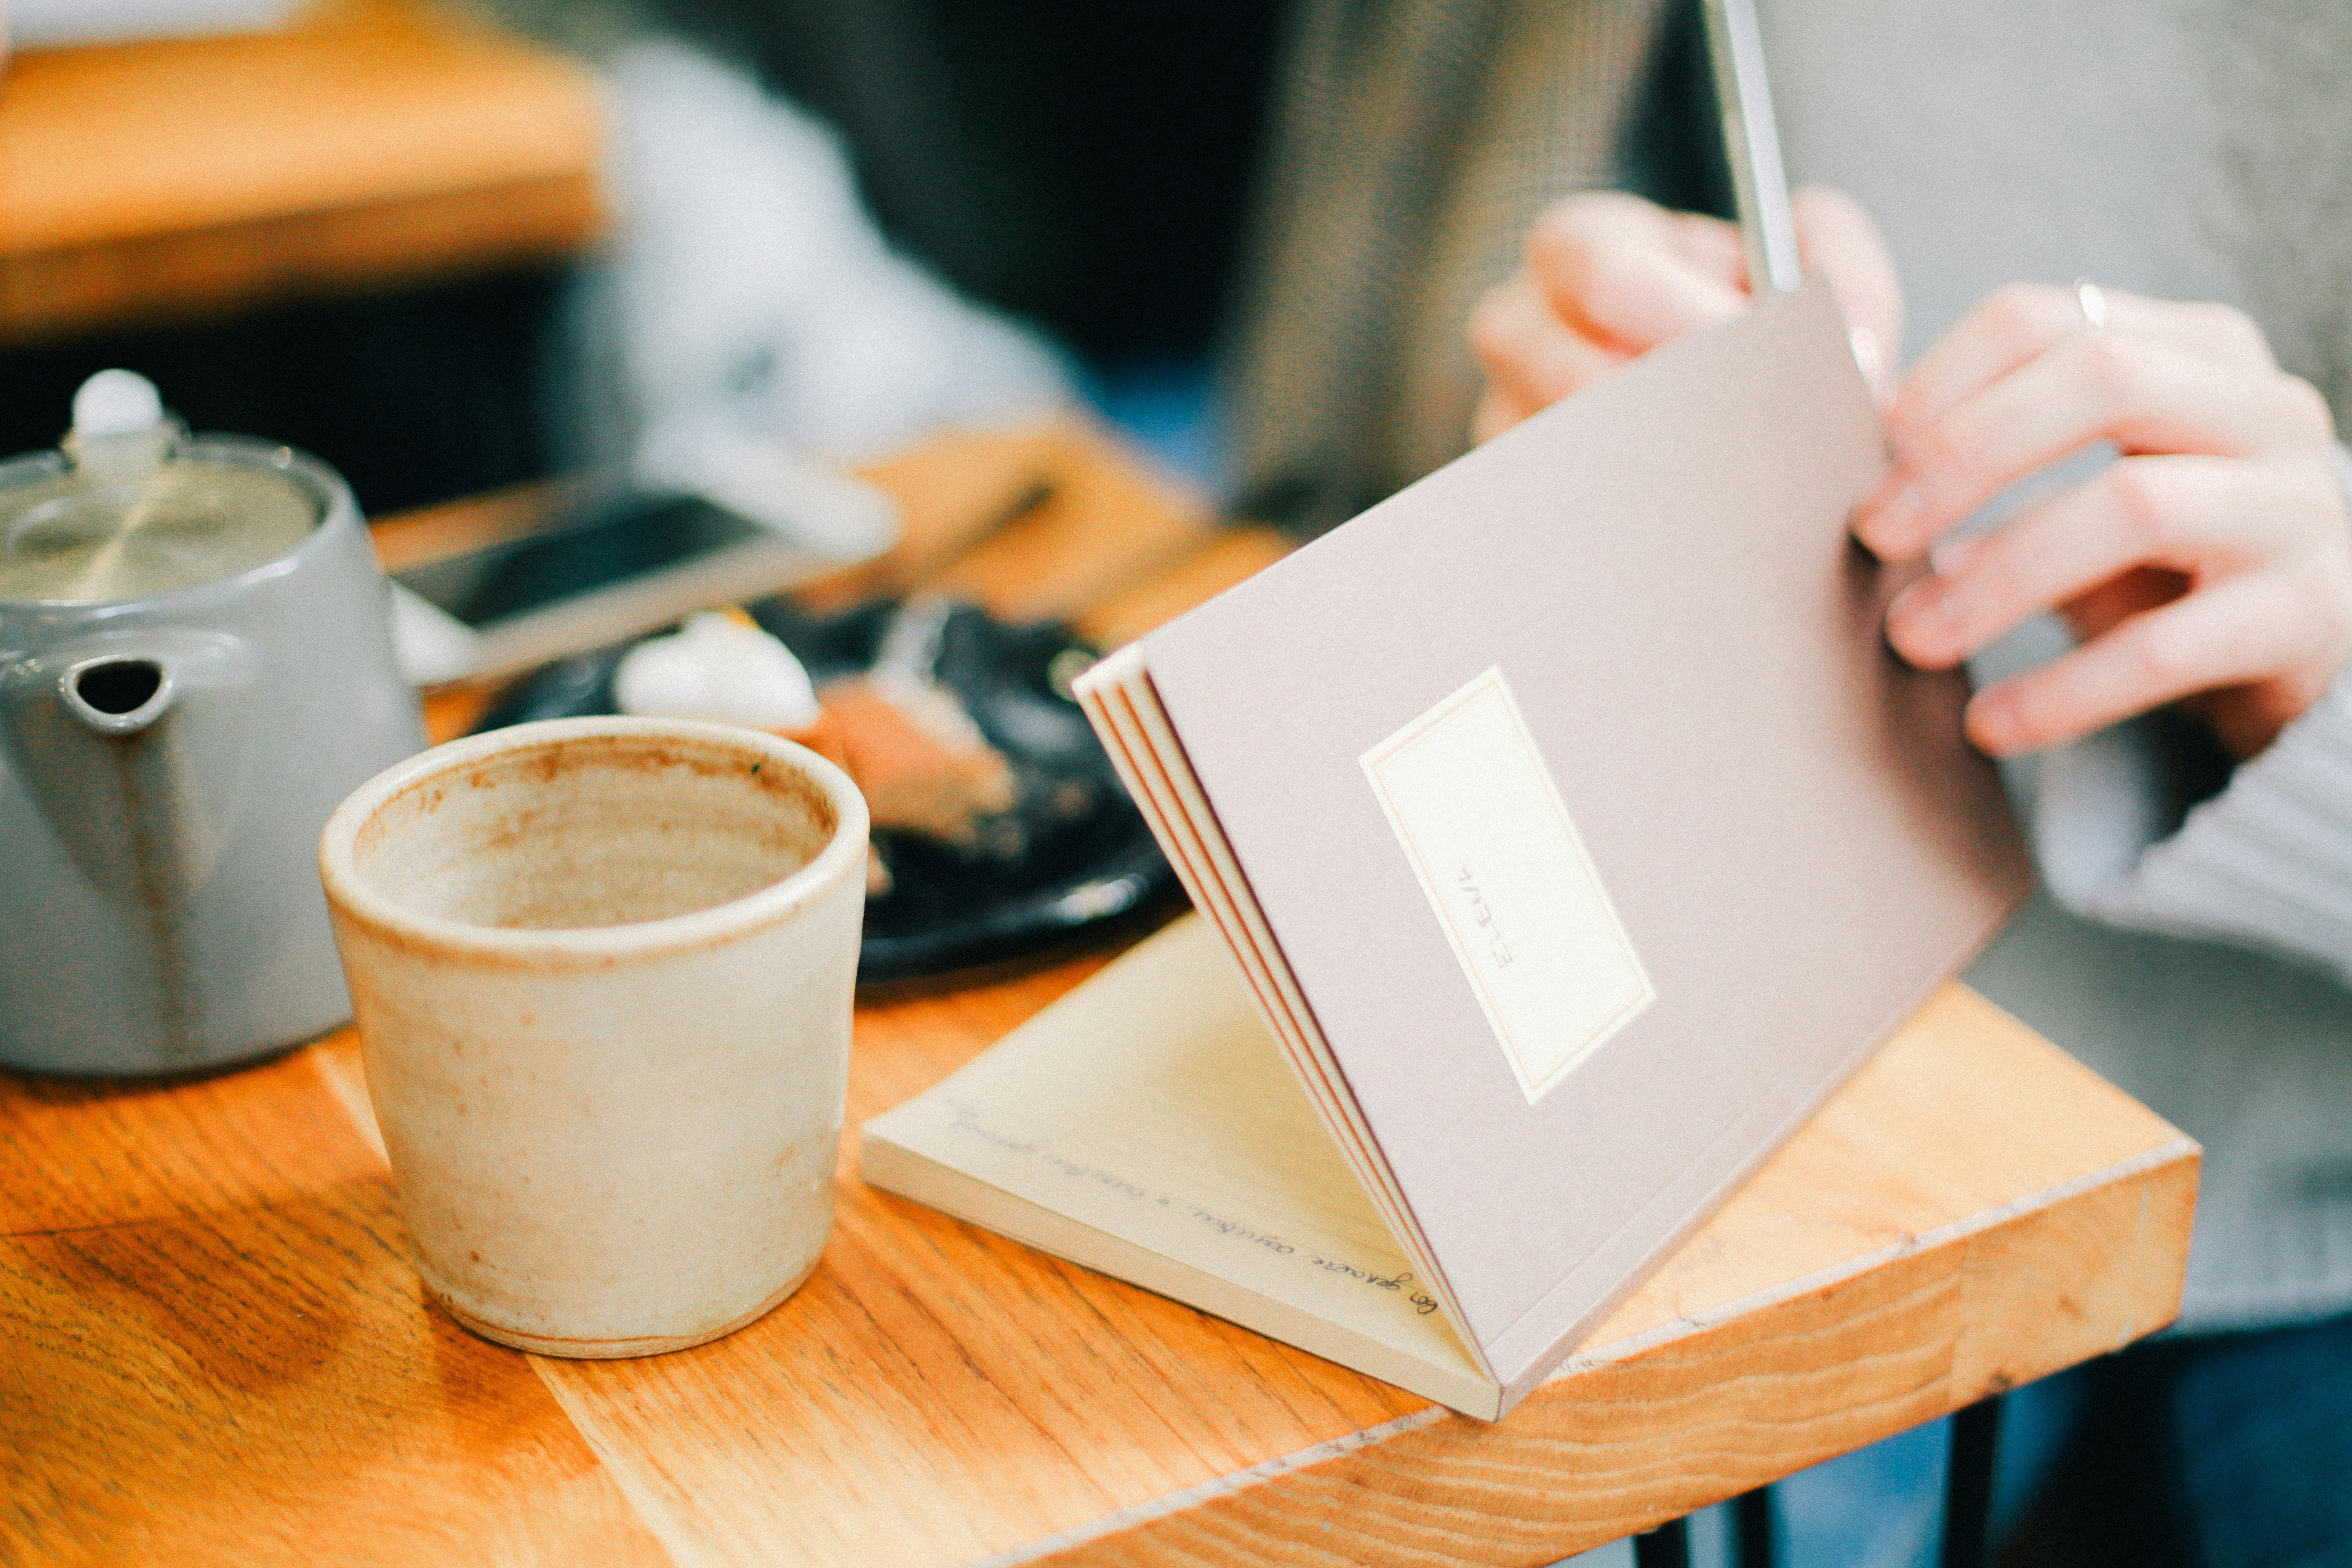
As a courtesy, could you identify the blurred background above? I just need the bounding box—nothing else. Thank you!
[0,0,1286,511]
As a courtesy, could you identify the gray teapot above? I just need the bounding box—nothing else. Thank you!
[0,372,424,1074]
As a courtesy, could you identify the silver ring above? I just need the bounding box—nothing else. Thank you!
[2074,278,2109,333]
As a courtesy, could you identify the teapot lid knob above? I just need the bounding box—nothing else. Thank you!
[64,370,177,484]
[71,370,163,439]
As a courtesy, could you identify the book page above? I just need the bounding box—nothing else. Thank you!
[1076,653,1485,1370]
[861,916,1489,1409]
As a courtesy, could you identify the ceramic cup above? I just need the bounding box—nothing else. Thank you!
[319,715,867,1356]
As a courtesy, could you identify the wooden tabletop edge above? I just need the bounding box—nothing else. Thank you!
[1549,1133,2201,1382]
[1911,1134,2201,1253]
[951,1406,1452,1568]
[925,1133,2201,1568]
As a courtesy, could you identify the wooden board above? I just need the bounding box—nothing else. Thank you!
[2,425,2199,1566]
[0,1046,668,1568]
[0,948,2197,1568]
[0,0,601,342]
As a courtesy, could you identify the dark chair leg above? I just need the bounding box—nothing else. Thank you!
[1734,1485,1775,1568]
[1941,1394,2005,1568]
[1633,1514,1691,1568]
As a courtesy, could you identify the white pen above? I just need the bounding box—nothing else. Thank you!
[1702,0,1802,295]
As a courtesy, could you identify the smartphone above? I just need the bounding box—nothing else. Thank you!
[388,485,889,685]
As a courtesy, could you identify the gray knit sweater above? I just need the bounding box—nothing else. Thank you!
[1233,0,2352,1333]
[1772,0,2352,1332]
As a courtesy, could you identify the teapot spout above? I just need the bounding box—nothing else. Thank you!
[2,630,254,919]
[0,632,254,1060]
[60,655,175,735]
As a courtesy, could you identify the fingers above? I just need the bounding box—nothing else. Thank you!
[1889,284,2090,444]
[1856,335,2333,562]
[1467,192,1749,441]
[1891,286,2282,447]
[1863,277,2352,757]
[1792,186,1902,403]
[1469,387,1516,447]
[1967,568,2352,756]
[1884,455,2318,669]
[1466,186,1909,445]
[1467,271,1630,435]
[1526,193,1746,356]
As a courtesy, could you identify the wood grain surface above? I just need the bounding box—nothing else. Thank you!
[0,1043,667,1568]
[2,425,2198,1567]
[0,0,601,342]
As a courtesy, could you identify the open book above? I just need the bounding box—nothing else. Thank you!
[862,281,2029,1419]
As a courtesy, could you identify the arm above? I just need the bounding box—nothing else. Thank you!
[1472,193,2352,980]
[1859,283,2352,977]
[1949,436,2352,981]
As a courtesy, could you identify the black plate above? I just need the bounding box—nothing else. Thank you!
[471,599,1178,982]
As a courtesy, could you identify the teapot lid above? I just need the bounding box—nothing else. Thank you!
[0,371,323,606]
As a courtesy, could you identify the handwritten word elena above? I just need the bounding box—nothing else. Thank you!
[1456,864,1513,969]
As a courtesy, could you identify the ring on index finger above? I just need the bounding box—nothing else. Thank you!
[2073,278,2109,333]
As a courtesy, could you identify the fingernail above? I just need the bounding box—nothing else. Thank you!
[1856,483,1926,558]
[1928,532,1981,578]
[1966,693,2023,756]
[1887,580,1955,665]
[1848,328,1889,404]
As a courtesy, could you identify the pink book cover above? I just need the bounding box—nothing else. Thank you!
[1137,279,2030,1407]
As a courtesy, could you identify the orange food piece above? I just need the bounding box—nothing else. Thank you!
[774,681,1014,847]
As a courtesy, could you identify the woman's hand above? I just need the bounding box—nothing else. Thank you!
[1467,187,1902,443]
[1859,285,2352,761]
[1467,190,2352,762]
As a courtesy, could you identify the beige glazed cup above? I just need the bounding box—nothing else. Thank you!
[319,715,868,1356]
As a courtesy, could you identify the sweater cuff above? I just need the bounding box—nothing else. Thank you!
[2072,667,2352,981]
[2016,442,2352,979]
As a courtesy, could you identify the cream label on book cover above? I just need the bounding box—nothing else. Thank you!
[1362,667,1654,1103]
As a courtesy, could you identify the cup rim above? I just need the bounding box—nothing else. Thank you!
[319,715,870,960]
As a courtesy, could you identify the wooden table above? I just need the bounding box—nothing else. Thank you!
[0,423,2198,1567]
[0,0,601,345]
